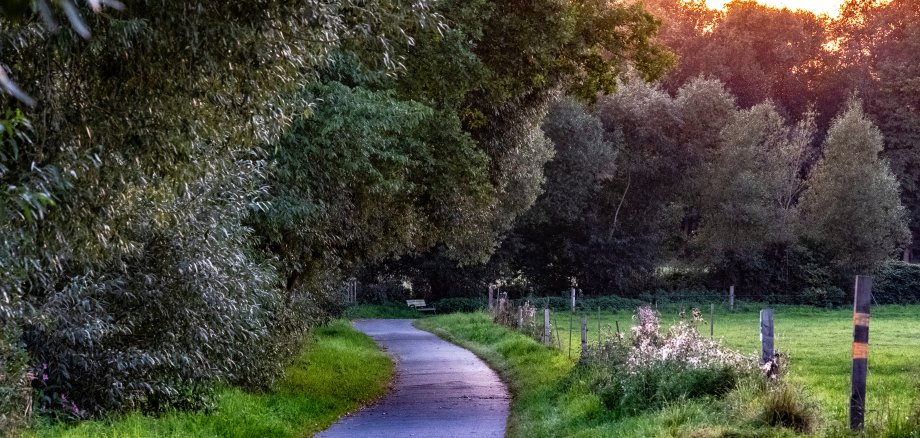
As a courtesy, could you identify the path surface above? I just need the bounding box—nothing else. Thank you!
[317,319,510,438]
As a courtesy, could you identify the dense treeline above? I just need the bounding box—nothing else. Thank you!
[0,0,670,428]
[380,0,916,301]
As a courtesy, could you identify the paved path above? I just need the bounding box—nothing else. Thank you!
[317,319,510,438]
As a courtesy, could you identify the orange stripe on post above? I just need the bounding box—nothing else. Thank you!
[852,342,868,359]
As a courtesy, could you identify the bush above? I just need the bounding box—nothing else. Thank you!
[1,322,31,435]
[875,261,920,304]
[582,307,757,416]
[341,305,422,319]
[432,297,487,314]
[581,295,647,312]
[638,288,725,306]
[795,286,846,307]
[526,295,645,312]
[358,280,412,305]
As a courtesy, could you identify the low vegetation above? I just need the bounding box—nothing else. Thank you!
[30,321,392,437]
[420,310,920,437]
[342,304,424,320]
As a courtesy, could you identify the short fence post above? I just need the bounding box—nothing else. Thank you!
[517,306,524,328]
[760,309,774,364]
[571,287,576,311]
[580,315,588,358]
[710,303,715,340]
[597,306,601,346]
[729,285,735,311]
[615,320,620,336]
[850,275,873,431]
[568,311,574,359]
[488,285,494,313]
[543,308,552,345]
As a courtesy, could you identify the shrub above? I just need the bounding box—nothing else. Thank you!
[358,280,412,305]
[795,286,846,307]
[341,305,422,319]
[581,295,647,312]
[1,321,31,435]
[524,295,645,312]
[638,288,724,306]
[875,261,920,304]
[582,307,757,416]
[433,297,487,314]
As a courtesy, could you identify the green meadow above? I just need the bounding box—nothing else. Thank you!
[420,307,920,437]
[548,305,920,417]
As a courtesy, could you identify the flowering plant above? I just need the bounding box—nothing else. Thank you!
[32,362,86,420]
[581,306,759,415]
[626,307,755,373]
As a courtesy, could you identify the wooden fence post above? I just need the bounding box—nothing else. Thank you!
[710,303,715,340]
[488,285,494,313]
[571,287,576,311]
[517,306,524,328]
[760,309,774,364]
[729,285,735,311]
[580,315,588,358]
[597,306,601,346]
[568,311,574,359]
[543,308,552,345]
[850,275,873,431]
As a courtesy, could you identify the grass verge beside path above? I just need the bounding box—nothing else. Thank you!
[418,312,920,437]
[33,320,393,438]
[417,313,575,436]
[416,313,768,437]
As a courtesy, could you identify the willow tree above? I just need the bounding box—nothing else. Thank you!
[0,0,440,414]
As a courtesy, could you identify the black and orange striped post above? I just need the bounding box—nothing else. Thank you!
[850,275,872,431]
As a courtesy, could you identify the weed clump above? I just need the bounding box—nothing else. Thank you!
[759,383,819,434]
[580,307,758,416]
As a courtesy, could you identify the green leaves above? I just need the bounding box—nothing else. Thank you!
[799,100,911,277]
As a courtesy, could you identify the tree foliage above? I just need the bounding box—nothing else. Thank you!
[0,0,445,415]
[0,0,673,422]
[799,100,911,278]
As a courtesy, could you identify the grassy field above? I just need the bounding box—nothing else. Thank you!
[547,305,920,419]
[31,320,393,438]
[420,310,920,437]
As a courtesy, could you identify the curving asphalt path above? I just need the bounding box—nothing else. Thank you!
[317,319,510,438]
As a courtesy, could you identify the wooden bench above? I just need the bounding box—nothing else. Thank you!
[406,299,436,313]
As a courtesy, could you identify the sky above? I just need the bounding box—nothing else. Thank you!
[705,0,845,16]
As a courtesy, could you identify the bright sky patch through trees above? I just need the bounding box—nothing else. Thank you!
[706,0,844,16]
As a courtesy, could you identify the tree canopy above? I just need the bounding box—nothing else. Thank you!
[0,0,670,422]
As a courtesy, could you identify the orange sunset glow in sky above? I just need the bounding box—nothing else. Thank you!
[705,0,845,16]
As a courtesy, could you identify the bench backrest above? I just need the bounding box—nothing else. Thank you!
[406,299,427,308]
